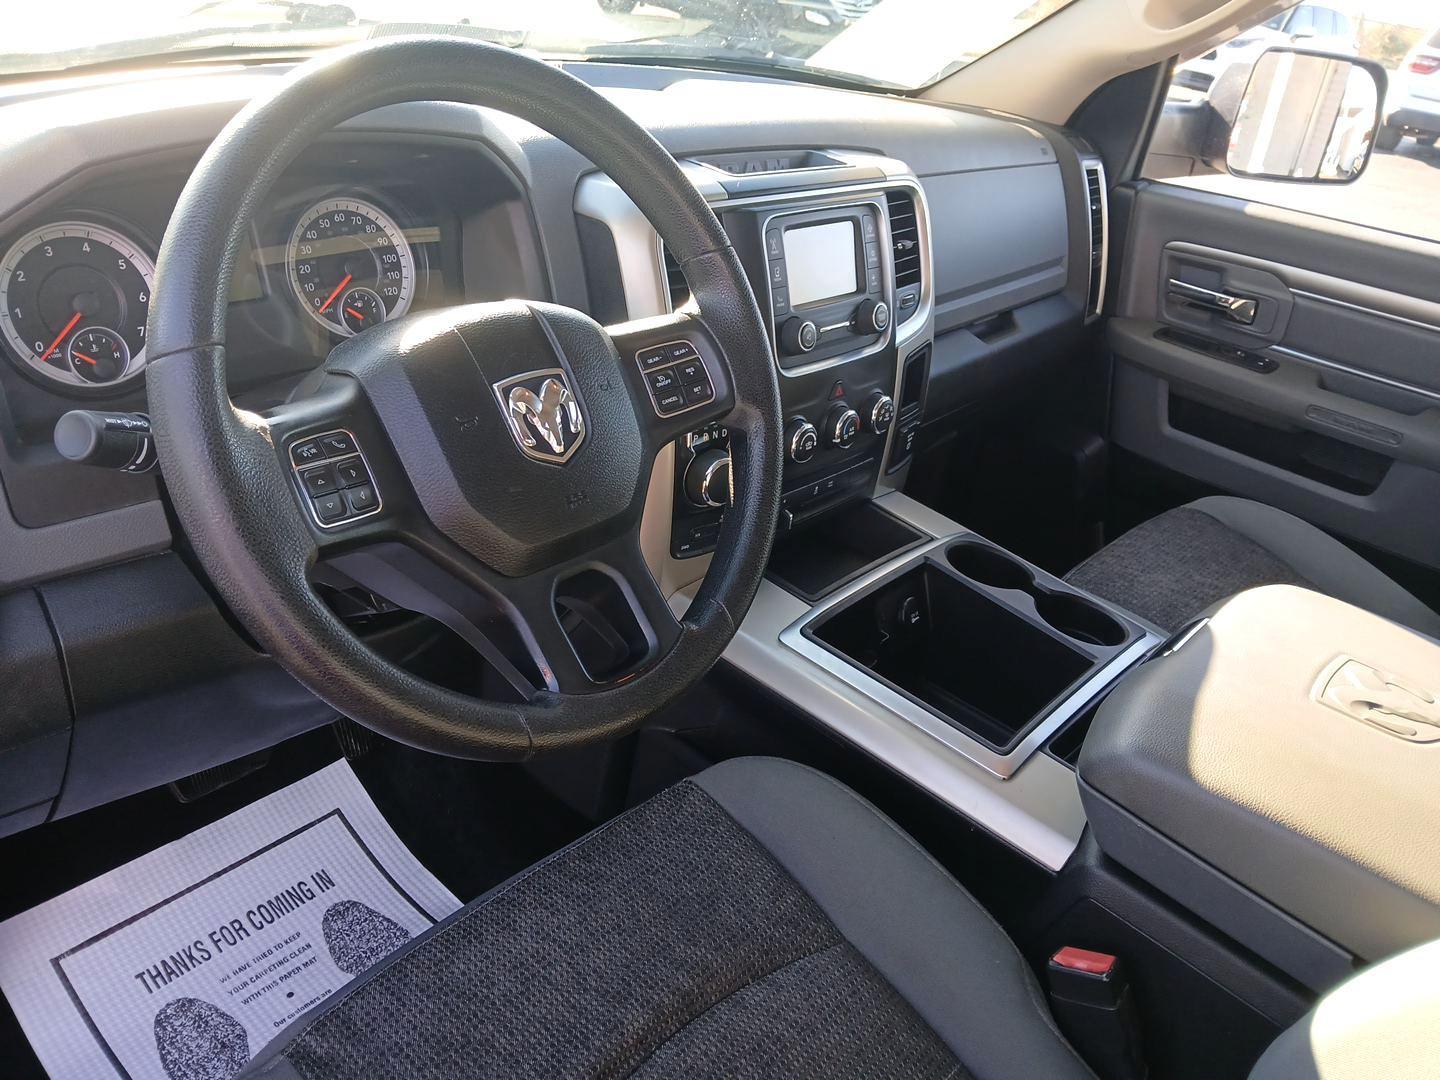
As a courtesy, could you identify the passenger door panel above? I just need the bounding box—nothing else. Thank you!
[1108,181,1440,569]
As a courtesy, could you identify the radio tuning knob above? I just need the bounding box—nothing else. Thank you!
[825,403,861,449]
[786,417,819,463]
[779,317,819,356]
[866,393,896,435]
[853,298,890,335]
[684,449,732,509]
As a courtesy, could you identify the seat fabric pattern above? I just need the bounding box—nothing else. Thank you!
[277,780,962,1080]
[1065,506,1312,632]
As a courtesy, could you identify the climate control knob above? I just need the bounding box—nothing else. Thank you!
[853,298,890,335]
[826,403,861,449]
[684,449,732,509]
[779,317,819,356]
[867,393,896,435]
[786,417,820,463]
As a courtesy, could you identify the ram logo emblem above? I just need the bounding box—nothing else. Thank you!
[493,369,586,465]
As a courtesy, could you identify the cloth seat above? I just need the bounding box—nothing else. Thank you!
[242,757,1093,1079]
[1065,495,1440,636]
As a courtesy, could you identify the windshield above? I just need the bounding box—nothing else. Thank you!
[2,1,1077,91]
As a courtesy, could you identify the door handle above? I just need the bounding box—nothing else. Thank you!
[1167,279,1258,325]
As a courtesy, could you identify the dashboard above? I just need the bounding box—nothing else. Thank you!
[0,58,1102,832]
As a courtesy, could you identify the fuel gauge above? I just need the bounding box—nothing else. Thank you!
[339,286,386,335]
[67,327,131,385]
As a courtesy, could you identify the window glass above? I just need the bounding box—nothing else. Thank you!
[1145,2,1440,243]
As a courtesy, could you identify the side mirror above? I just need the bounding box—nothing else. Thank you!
[1227,47,1387,183]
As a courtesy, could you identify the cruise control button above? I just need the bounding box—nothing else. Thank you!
[636,345,670,369]
[647,368,679,394]
[312,491,348,524]
[335,459,370,489]
[345,484,378,514]
[654,389,686,414]
[301,464,338,497]
[319,431,356,457]
[291,439,324,466]
[677,359,705,383]
[685,380,713,403]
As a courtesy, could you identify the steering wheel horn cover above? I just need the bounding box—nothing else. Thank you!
[145,37,782,758]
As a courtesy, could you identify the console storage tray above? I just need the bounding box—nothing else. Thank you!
[797,535,1147,772]
[1078,585,1440,990]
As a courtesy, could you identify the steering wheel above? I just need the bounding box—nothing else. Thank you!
[145,38,783,759]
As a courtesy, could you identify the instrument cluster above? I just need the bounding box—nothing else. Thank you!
[0,193,431,394]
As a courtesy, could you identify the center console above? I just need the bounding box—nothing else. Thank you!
[668,175,929,560]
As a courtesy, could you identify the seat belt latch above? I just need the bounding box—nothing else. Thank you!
[1046,947,1147,1080]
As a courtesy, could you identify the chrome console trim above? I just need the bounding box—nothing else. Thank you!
[778,537,1159,780]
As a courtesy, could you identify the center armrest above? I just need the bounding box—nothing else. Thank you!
[1078,585,1440,989]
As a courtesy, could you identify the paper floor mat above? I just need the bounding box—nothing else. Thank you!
[0,759,461,1079]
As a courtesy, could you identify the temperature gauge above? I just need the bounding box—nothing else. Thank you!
[67,327,131,385]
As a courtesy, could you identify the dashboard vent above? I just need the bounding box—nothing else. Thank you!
[1083,159,1108,319]
[885,189,922,290]
[661,244,690,310]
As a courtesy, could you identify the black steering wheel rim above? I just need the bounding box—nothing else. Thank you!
[146,37,783,759]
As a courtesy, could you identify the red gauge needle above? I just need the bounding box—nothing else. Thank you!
[72,351,99,366]
[318,274,353,315]
[344,307,365,320]
[39,312,83,362]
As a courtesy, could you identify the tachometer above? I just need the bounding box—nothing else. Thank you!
[287,198,414,336]
[0,221,154,389]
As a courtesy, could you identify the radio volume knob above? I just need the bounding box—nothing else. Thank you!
[826,403,861,449]
[786,417,819,463]
[853,298,890,335]
[779,317,819,356]
[684,449,732,508]
[867,393,896,434]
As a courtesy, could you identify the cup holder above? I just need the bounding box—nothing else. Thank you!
[946,543,1033,592]
[947,540,1129,648]
[1032,591,1128,648]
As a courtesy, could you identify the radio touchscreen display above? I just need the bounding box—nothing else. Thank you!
[783,220,858,306]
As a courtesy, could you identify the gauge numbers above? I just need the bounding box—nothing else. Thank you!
[0,221,154,389]
[288,198,414,337]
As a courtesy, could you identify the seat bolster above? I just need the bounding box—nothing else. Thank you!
[1189,497,1440,639]
[1249,939,1440,1080]
[695,757,1093,1080]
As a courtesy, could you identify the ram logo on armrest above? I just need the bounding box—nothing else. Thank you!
[1314,657,1440,744]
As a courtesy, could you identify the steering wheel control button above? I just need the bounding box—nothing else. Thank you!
[636,341,712,417]
[301,465,338,497]
[319,431,357,457]
[289,428,381,529]
[313,491,348,524]
[335,459,370,488]
[291,439,325,466]
[345,484,378,514]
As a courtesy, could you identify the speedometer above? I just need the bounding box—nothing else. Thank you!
[0,221,154,389]
[287,198,415,336]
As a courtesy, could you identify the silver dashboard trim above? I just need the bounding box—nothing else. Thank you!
[1081,157,1108,321]
[778,536,1159,780]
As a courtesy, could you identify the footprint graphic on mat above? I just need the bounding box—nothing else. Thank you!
[322,899,412,975]
[154,997,250,1080]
